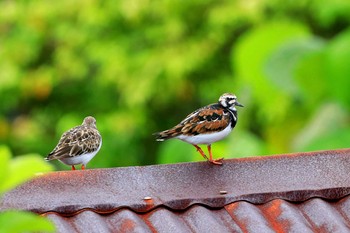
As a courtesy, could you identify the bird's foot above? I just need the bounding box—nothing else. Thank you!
[209,157,224,165]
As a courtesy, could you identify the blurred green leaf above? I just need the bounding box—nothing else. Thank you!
[233,21,310,123]
[227,130,267,158]
[325,29,350,108]
[312,0,350,27]
[302,127,350,152]
[0,147,55,232]
[294,44,327,108]
[0,211,55,233]
[0,153,53,192]
[0,145,11,186]
[292,102,348,151]
[265,37,326,96]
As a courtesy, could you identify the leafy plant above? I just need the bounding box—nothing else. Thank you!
[0,145,55,233]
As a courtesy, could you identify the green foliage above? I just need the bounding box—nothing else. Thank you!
[0,0,350,168]
[0,146,10,187]
[0,145,55,232]
[0,145,53,192]
[0,211,55,233]
[325,29,350,107]
[0,153,53,192]
[233,21,310,124]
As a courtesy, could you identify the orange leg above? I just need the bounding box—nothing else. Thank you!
[207,144,223,165]
[71,165,76,170]
[81,164,85,170]
[193,145,209,160]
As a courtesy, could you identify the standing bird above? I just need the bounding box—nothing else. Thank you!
[45,116,102,170]
[154,93,243,165]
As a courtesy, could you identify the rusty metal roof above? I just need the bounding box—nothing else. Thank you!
[2,148,350,232]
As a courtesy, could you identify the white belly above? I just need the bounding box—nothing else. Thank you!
[59,143,101,166]
[176,124,232,145]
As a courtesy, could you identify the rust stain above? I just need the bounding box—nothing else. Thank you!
[120,219,136,232]
[263,199,290,233]
[224,202,249,233]
[139,210,158,233]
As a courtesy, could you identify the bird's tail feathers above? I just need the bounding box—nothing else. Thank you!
[153,128,180,141]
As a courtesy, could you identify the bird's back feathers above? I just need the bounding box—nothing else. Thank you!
[46,125,102,161]
[154,103,237,141]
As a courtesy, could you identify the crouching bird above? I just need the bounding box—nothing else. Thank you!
[154,93,243,165]
[45,116,102,170]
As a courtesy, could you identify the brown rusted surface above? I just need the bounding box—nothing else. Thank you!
[1,148,350,232]
[41,197,350,232]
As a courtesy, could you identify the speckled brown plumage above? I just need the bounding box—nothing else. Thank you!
[154,93,243,165]
[45,116,102,170]
[156,105,235,139]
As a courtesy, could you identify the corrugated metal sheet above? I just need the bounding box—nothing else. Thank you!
[43,197,350,233]
[2,148,350,232]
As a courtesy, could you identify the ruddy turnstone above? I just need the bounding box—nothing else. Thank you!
[45,116,102,170]
[154,93,243,165]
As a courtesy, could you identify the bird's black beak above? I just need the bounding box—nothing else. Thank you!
[236,101,244,107]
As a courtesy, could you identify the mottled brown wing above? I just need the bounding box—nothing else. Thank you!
[154,104,231,140]
[46,126,101,160]
[181,108,231,135]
